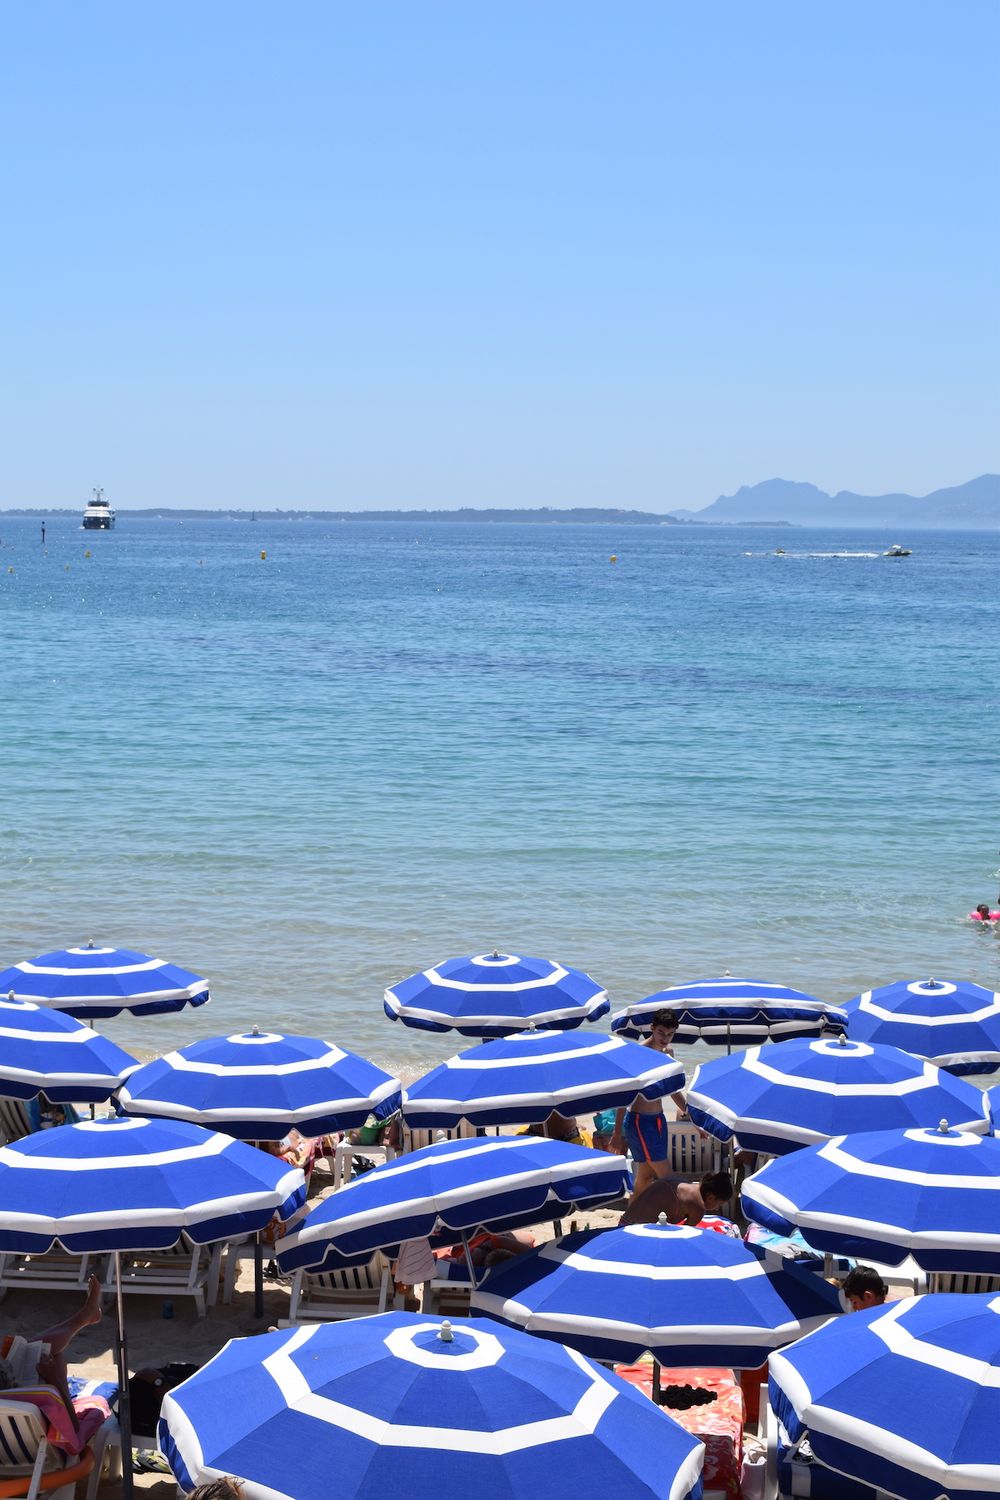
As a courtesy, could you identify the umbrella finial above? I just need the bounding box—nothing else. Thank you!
[491,950,500,959]
[87,938,94,949]
[939,1119,950,1134]
[251,1024,260,1036]
[6,991,13,1002]
[837,1033,848,1046]
[438,1320,454,1343]
[657,1212,669,1224]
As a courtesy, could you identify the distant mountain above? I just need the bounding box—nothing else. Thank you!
[673,475,1000,528]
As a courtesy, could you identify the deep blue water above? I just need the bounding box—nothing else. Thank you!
[0,515,997,1076]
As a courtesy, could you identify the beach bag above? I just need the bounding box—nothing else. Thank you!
[127,1362,200,1433]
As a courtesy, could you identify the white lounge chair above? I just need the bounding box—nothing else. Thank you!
[100,1237,223,1317]
[928,1271,1000,1293]
[0,1392,115,1500]
[0,1251,106,1305]
[0,1100,32,1146]
[399,1121,477,1154]
[280,1253,397,1324]
[667,1122,723,1179]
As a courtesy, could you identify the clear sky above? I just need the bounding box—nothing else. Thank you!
[2,2,997,511]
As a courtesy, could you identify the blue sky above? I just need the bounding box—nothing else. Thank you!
[2,2,997,511]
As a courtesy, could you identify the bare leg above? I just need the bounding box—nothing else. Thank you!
[35,1275,103,1431]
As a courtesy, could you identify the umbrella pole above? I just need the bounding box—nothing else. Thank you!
[113,1250,135,1500]
[460,1231,478,1289]
[254,1230,265,1320]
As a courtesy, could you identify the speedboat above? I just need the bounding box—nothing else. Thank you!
[82,487,115,530]
[883,543,911,557]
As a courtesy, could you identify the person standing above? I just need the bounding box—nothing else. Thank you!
[611,1008,687,1206]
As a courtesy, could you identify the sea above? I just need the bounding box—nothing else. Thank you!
[1,514,997,1083]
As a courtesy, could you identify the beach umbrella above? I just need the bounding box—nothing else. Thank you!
[117,1027,401,1140]
[0,1116,306,1497]
[402,1028,685,1129]
[685,1036,990,1156]
[843,978,1000,1075]
[277,1134,630,1274]
[472,1220,844,1369]
[159,1312,705,1500]
[0,942,209,1018]
[384,950,608,1037]
[742,1124,1000,1272]
[0,994,139,1102]
[611,977,847,1047]
[769,1293,1000,1500]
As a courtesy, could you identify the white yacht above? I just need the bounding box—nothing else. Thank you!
[82,487,115,530]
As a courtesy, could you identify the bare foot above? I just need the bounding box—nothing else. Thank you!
[82,1273,103,1326]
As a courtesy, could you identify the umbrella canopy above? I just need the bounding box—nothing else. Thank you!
[0,995,139,1102]
[472,1220,845,1369]
[0,944,209,1018]
[159,1313,705,1500]
[988,1086,1000,1132]
[118,1028,401,1140]
[842,978,1000,1075]
[743,1124,1000,1272]
[402,1029,685,1128]
[611,977,847,1046]
[769,1293,1000,1500]
[384,951,608,1037]
[0,1116,306,1253]
[686,1037,990,1156]
[277,1135,630,1274]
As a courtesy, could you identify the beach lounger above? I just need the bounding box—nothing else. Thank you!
[0,1391,115,1500]
[0,1253,105,1305]
[100,1238,223,1318]
[0,1101,32,1147]
[927,1271,1000,1294]
[666,1123,723,1180]
[280,1252,397,1324]
[399,1121,477,1155]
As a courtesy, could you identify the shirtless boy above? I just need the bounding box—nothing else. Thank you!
[610,1008,688,1206]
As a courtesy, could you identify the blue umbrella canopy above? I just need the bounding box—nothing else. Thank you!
[611,977,847,1046]
[118,1028,401,1140]
[769,1293,1000,1500]
[686,1037,990,1156]
[402,1029,685,1128]
[384,951,609,1037]
[843,978,1000,1075]
[0,995,138,1102]
[472,1221,845,1369]
[0,1116,306,1254]
[0,944,210,1018]
[159,1313,705,1500]
[743,1125,1000,1273]
[277,1135,630,1274]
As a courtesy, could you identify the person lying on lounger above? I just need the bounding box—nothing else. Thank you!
[618,1170,734,1228]
[0,1274,103,1434]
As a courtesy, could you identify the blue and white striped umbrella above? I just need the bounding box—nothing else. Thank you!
[118,1029,401,1140]
[769,1293,1000,1500]
[384,951,609,1037]
[472,1221,845,1369]
[402,1029,685,1128]
[611,977,847,1046]
[843,978,1000,1075]
[277,1135,630,1274]
[0,1116,306,1254]
[686,1037,990,1156]
[159,1313,704,1500]
[0,944,210,1018]
[0,995,139,1103]
[743,1125,1000,1273]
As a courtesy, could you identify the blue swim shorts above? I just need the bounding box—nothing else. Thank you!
[623,1110,668,1164]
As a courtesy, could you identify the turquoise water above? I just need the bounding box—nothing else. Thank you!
[0,516,997,1077]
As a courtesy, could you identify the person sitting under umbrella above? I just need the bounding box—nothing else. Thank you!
[619,1169,733,1228]
[841,1265,887,1310]
[0,1275,108,1450]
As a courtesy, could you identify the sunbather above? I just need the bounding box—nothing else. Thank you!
[618,1170,734,1227]
[0,1274,103,1434]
